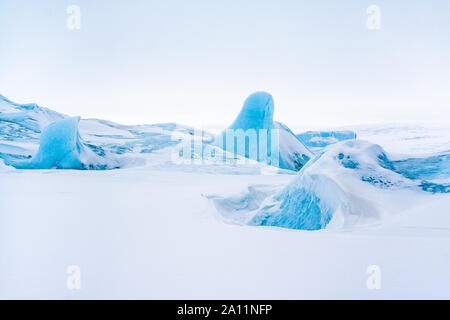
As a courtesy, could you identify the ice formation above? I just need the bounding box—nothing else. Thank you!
[0,94,67,164]
[0,94,211,169]
[208,140,450,230]
[215,92,313,171]
[10,117,117,170]
[0,94,65,133]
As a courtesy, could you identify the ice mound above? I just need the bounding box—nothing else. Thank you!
[10,117,117,170]
[297,130,357,149]
[215,92,313,171]
[208,140,450,230]
[250,141,406,230]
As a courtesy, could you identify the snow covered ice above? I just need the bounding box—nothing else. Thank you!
[0,93,449,299]
[0,94,213,170]
[209,140,449,231]
[0,94,65,133]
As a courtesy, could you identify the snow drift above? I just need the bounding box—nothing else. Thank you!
[215,92,313,171]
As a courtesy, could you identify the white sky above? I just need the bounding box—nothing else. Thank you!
[1,0,449,129]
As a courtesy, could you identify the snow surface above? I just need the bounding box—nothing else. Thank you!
[0,94,449,299]
[0,158,14,172]
[1,166,449,299]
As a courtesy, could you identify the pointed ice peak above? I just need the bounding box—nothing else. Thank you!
[216,92,313,171]
[229,91,274,130]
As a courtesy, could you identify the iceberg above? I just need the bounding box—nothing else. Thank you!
[215,92,313,171]
[10,117,117,170]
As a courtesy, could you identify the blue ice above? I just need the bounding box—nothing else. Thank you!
[10,117,109,170]
[215,92,313,171]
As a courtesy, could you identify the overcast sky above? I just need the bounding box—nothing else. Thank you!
[1,0,449,129]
